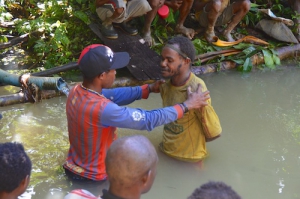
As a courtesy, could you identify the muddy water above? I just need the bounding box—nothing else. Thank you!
[0,66,300,199]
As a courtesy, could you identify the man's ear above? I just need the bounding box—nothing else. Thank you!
[142,170,151,185]
[98,73,105,80]
[17,175,30,195]
[184,57,191,65]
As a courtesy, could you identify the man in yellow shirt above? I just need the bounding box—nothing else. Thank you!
[159,36,222,162]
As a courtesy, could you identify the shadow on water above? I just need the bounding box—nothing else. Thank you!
[0,66,300,199]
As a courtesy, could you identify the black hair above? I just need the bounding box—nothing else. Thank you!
[188,181,242,199]
[0,142,32,193]
[166,36,196,63]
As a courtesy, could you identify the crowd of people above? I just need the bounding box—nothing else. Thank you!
[95,0,252,44]
[95,0,300,44]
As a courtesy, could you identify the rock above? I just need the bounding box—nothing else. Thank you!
[256,19,299,44]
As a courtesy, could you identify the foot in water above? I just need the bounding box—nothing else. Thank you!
[176,25,195,39]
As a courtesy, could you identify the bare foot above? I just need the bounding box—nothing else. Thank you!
[176,25,195,39]
[204,30,216,43]
[223,31,235,42]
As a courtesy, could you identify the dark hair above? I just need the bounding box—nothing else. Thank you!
[166,36,196,63]
[188,181,241,199]
[0,142,32,193]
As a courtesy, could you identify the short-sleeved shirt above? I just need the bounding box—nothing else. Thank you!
[159,73,222,162]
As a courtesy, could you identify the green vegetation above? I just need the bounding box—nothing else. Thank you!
[0,0,298,73]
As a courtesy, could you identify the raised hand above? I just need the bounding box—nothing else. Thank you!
[183,84,210,110]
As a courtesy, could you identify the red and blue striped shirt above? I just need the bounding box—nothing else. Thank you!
[64,84,183,180]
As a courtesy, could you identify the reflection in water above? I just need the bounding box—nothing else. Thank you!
[0,66,300,199]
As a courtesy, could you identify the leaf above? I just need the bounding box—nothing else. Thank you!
[243,57,250,71]
[262,49,275,68]
[152,15,158,26]
[231,59,245,64]
[233,43,252,50]
[165,10,175,24]
[73,10,91,25]
[242,46,256,56]
[270,49,280,65]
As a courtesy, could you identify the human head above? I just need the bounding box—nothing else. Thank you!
[105,135,158,194]
[188,181,241,199]
[0,142,32,197]
[160,36,195,79]
[78,44,130,80]
[164,36,196,63]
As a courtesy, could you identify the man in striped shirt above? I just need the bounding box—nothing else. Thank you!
[64,44,210,182]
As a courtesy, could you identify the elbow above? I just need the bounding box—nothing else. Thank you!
[206,134,221,142]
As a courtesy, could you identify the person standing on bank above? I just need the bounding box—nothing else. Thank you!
[64,44,210,181]
[159,36,222,162]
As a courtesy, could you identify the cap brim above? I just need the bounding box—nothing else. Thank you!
[110,52,130,70]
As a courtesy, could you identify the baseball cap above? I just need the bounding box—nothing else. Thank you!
[78,44,130,79]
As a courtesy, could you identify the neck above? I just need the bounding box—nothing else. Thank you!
[82,80,102,94]
[109,185,141,199]
[171,71,191,86]
[0,192,18,199]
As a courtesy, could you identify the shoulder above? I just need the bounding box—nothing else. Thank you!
[189,73,207,90]
[64,189,101,199]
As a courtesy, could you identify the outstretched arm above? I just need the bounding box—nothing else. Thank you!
[101,84,210,131]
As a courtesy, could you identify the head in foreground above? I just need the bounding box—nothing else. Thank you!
[78,44,130,90]
[105,135,158,198]
[188,181,241,199]
[0,142,32,199]
[161,35,196,80]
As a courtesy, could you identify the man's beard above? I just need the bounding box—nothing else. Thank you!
[161,63,182,79]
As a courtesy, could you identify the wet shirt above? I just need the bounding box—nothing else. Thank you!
[65,84,184,180]
[159,73,222,162]
[63,189,125,199]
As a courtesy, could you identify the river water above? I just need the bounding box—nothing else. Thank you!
[0,66,300,199]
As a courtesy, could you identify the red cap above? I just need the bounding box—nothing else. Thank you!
[158,5,169,19]
[78,44,130,79]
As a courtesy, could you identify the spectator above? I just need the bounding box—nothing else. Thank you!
[64,135,158,199]
[159,36,222,162]
[193,0,250,43]
[288,0,300,41]
[95,0,152,39]
[142,0,164,46]
[188,181,241,199]
[165,0,195,39]
[0,142,32,199]
[64,44,211,182]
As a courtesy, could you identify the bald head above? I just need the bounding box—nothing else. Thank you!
[105,135,158,188]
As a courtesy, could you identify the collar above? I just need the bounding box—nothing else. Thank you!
[80,84,106,99]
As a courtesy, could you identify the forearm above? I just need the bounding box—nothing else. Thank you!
[101,103,184,131]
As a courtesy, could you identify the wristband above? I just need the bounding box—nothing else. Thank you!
[181,102,189,113]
